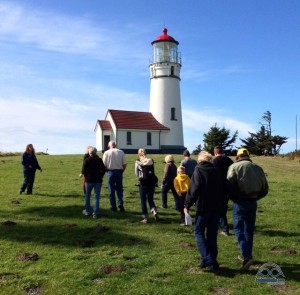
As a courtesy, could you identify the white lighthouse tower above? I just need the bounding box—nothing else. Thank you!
[149,28,185,153]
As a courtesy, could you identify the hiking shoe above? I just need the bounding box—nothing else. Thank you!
[82,209,90,216]
[238,255,244,262]
[19,190,23,195]
[220,231,229,237]
[152,210,159,220]
[92,213,98,219]
[240,258,254,270]
[140,218,148,224]
[118,205,125,212]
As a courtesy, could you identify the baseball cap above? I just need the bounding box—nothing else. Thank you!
[237,148,250,156]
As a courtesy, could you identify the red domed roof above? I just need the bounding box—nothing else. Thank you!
[151,28,179,45]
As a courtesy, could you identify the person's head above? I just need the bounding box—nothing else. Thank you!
[183,150,190,158]
[88,146,97,156]
[214,146,222,156]
[85,145,93,154]
[25,144,35,154]
[165,154,174,163]
[138,148,147,158]
[177,166,185,175]
[108,141,116,149]
[236,148,250,160]
[198,151,213,163]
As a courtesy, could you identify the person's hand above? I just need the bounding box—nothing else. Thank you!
[79,173,83,177]
[184,208,189,214]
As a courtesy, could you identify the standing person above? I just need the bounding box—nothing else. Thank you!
[82,147,106,219]
[227,148,269,270]
[135,148,159,223]
[180,150,197,178]
[103,141,127,212]
[161,155,178,209]
[79,146,92,197]
[213,146,234,236]
[184,151,227,272]
[174,166,190,225]
[20,144,42,195]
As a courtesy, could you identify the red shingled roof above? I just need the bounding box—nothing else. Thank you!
[97,120,112,130]
[106,109,169,130]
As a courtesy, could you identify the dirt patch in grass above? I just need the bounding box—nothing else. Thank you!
[2,220,17,226]
[17,253,39,262]
[0,273,20,281]
[210,287,231,295]
[23,283,42,295]
[270,247,296,255]
[186,267,202,274]
[128,237,144,245]
[10,198,21,204]
[91,225,110,233]
[182,242,196,249]
[272,284,297,293]
[64,223,77,228]
[76,239,95,248]
[100,265,127,274]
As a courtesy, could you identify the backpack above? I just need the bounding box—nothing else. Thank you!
[140,164,158,185]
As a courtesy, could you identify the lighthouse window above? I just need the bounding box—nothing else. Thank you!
[127,132,132,145]
[147,132,152,145]
[171,108,177,120]
[171,66,174,76]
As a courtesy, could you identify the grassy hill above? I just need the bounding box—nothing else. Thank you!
[0,154,299,295]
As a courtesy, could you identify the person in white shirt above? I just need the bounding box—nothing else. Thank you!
[103,141,127,212]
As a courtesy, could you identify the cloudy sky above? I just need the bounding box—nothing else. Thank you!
[0,0,299,154]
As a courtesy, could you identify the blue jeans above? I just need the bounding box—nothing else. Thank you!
[107,170,124,211]
[85,182,102,215]
[139,185,156,218]
[233,200,257,260]
[161,182,178,209]
[194,213,220,267]
[219,196,229,233]
[20,168,36,194]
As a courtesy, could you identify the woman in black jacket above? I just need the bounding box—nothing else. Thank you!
[20,144,42,195]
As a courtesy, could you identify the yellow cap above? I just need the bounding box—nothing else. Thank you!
[237,148,249,156]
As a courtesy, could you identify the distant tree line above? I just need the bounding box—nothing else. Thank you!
[192,111,288,156]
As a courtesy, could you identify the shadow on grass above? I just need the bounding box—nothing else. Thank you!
[256,226,300,238]
[0,219,152,248]
[35,192,83,198]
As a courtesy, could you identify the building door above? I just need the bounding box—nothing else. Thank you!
[104,135,110,151]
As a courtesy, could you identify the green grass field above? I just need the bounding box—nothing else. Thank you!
[0,154,299,295]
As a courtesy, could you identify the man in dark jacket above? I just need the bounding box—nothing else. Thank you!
[227,148,268,270]
[82,147,106,219]
[213,146,233,236]
[184,151,227,272]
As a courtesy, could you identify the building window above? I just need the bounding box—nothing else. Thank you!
[147,132,152,146]
[127,132,132,145]
[171,107,177,120]
[171,66,174,76]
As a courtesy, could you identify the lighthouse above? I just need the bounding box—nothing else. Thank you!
[95,28,186,154]
[149,28,185,153]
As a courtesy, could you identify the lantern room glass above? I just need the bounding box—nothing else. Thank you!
[152,41,180,63]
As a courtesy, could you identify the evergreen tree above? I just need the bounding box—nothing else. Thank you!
[203,124,238,154]
[240,111,288,155]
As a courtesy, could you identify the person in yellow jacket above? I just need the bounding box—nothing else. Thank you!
[174,166,191,225]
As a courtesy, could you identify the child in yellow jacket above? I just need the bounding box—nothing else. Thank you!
[174,166,191,225]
